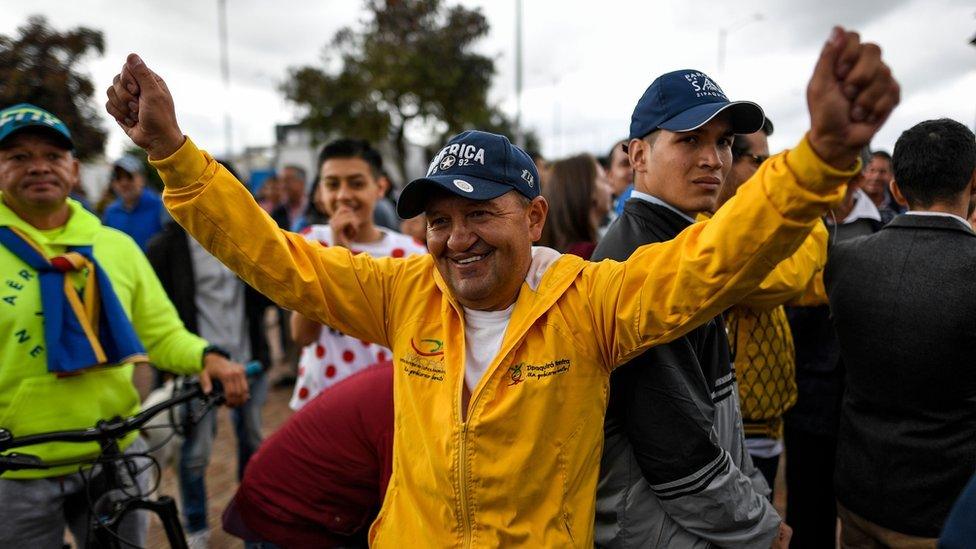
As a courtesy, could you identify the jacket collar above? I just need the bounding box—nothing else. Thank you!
[0,195,102,247]
[884,212,976,236]
[623,197,695,236]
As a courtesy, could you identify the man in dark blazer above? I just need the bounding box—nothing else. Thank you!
[826,118,976,546]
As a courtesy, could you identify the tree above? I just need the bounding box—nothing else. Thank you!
[0,16,106,161]
[281,0,533,181]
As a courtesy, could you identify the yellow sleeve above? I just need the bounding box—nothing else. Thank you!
[152,138,396,348]
[789,270,828,307]
[738,219,828,310]
[586,135,857,367]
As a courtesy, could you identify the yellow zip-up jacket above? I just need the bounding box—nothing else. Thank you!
[154,135,855,547]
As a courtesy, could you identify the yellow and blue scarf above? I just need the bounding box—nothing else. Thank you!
[0,226,147,374]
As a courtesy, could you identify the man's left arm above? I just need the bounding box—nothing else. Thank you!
[585,137,855,368]
[738,220,829,309]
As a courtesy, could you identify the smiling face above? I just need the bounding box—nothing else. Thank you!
[632,113,734,215]
[0,131,78,222]
[425,190,547,311]
[316,157,384,229]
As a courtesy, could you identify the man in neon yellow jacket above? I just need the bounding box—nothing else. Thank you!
[106,26,899,547]
[0,103,249,547]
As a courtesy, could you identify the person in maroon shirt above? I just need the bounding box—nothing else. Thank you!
[222,362,393,547]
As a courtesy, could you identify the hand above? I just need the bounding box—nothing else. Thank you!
[105,53,185,160]
[807,26,900,168]
[330,206,360,248]
[771,522,793,549]
[200,352,249,407]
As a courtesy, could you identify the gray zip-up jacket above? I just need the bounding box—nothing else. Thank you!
[593,198,780,548]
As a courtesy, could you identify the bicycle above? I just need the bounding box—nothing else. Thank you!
[0,362,260,549]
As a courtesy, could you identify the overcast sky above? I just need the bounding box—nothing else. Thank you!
[4,0,974,161]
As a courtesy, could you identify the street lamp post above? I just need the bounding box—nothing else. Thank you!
[515,0,525,148]
[218,0,233,158]
[717,13,763,74]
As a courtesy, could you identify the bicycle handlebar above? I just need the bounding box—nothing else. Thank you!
[0,360,263,470]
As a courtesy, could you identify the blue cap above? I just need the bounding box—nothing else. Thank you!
[629,70,764,140]
[0,103,74,150]
[113,154,144,175]
[396,130,539,219]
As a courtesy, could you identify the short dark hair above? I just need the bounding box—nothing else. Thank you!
[731,117,774,158]
[317,138,383,178]
[892,118,976,208]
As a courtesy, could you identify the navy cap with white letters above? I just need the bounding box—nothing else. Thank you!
[396,130,540,219]
[629,69,765,140]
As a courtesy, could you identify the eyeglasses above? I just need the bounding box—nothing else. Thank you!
[734,152,768,166]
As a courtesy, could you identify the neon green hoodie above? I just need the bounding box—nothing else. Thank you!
[0,196,207,478]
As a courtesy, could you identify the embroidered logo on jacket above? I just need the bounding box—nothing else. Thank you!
[410,338,444,356]
[507,363,524,386]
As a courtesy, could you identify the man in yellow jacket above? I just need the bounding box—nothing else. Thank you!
[105,26,898,547]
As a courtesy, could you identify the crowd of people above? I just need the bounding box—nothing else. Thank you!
[0,23,973,549]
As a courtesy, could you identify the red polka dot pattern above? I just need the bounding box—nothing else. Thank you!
[391,248,405,258]
[315,345,326,358]
[298,387,309,399]
[325,365,337,378]
[342,350,355,363]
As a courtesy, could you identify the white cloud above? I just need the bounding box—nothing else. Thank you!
[2,0,973,163]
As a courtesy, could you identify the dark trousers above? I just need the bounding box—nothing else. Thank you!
[784,423,838,549]
[750,453,780,500]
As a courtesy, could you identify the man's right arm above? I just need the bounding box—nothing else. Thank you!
[151,140,397,349]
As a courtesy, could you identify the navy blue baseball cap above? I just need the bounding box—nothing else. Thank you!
[0,103,74,150]
[396,130,540,219]
[628,70,764,141]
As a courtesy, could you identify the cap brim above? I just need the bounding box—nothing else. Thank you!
[2,125,74,150]
[396,175,513,219]
[659,101,765,134]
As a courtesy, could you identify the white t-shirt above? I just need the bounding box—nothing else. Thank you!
[462,246,562,392]
[289,225,427,410]
[462,304,515,392]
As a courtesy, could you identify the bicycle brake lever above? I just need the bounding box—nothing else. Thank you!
[0,452,47,471]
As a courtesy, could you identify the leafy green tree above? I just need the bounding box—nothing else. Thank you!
[0,15,106,160]
[281,0,532,180]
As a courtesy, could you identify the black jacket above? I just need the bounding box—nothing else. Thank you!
[784,216,883,437]
[826,213,976,537]
[593,199,777,547]
[146,222,272,368]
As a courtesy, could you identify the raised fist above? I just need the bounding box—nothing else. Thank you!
[807,26,900,168]
[105,54,185,160]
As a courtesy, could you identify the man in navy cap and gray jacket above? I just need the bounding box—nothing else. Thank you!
[594,70,802,548]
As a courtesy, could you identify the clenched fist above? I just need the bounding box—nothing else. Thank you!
[105,54,185,160]
[807,26,900,169]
